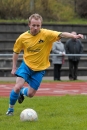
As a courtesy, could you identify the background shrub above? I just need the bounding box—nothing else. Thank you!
[0,0,87,21]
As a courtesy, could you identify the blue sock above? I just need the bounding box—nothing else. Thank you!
[8,108,14,112]
[20,87,28,96]
[9,90,19,105]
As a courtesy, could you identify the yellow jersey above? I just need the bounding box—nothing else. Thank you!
[13,28,61,71]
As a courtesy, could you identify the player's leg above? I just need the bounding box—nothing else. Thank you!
[18,70,45,103]
[6,77,25,115]
[6,61,27,115]
[18,86,36,104]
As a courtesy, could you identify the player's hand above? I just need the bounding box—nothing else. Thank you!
[74,34,84,39]
[11,68,16,76]
[78,34,84,39]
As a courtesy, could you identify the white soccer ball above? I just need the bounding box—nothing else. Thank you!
[20,108,38,122]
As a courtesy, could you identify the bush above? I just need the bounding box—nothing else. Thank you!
[76,0,87,18]
[0,0,31,19]
[0,0,85,21]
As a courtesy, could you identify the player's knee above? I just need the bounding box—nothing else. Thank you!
[14,86,19,92]
[27,92,34,98]
[14,84,22,93]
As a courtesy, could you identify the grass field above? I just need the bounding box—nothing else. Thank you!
[1,95,87,130]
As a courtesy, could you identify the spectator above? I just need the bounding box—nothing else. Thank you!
[52,40,65,81]
[65,31,83,80]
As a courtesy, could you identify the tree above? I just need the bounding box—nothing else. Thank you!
[76,0,87,18]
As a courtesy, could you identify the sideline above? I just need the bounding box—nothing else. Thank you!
[0,76,87,82]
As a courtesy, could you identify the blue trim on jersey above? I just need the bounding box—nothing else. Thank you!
[15,61,45,90]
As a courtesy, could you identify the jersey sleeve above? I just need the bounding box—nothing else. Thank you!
[45,29,62,42]
[13,37,23,53]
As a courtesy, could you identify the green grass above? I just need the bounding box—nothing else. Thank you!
[1,95,87,130]
[0,17,87,25]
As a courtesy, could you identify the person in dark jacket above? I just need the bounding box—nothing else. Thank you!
[52,40,65,81]
[65,31,83,80]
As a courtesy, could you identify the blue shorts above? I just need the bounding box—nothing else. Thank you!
[15,61,45,90]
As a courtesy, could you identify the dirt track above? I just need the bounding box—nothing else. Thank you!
[0,82,87,97]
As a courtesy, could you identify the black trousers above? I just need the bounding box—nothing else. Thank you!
[69,59,79,80]
[54,64,62,80]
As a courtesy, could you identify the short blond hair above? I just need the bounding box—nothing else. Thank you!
[28,13,43,24]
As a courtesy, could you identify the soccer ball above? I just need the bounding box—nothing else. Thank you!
[20,108,38,122]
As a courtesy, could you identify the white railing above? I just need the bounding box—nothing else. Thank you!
[0,54,87,57]
[50,54,87,56]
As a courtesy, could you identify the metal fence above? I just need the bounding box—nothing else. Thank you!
[0,54,87,57]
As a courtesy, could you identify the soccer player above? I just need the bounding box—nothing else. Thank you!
[6,13,83,115]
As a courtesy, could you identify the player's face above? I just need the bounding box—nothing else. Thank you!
[29,18,42,36]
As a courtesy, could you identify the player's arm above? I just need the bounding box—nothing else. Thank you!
[59,32,84,39]
[11,52,19,75]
